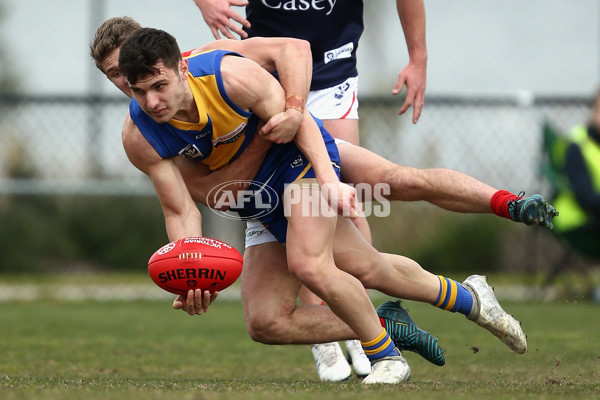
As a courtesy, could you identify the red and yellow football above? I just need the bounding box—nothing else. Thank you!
[148,237,243,296]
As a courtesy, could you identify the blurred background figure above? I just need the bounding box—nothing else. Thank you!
[550,90,600,258]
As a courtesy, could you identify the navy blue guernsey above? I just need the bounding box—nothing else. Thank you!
[245,0,364,90]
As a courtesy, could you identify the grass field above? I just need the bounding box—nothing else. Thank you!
[1,274,599,400]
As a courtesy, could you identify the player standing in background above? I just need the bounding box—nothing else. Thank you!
[192,0,426,380]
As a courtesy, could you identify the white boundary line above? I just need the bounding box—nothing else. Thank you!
[0,284,241,302]
[0,283,561,302]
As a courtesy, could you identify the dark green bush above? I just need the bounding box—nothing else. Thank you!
[368,202,513,275]
[0,195,515,274]
[0,195,167,273]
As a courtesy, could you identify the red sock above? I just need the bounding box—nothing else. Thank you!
[490,190,521,219]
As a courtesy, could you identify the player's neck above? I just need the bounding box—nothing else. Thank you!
[173,84,199,123]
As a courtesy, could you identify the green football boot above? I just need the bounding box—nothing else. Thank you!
[377,300,445,366]
[508,192,558,229]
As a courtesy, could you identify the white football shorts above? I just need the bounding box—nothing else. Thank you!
[306,76,359,120]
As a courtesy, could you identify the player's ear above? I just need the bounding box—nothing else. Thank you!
[179,58,189,80]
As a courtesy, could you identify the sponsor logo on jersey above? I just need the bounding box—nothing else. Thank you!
[261,0,337,15]
[213,122,246,147]
[324,42,353,64]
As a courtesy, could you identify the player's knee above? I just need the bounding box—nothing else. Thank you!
[245,312,289,344]
[287,260,324,290]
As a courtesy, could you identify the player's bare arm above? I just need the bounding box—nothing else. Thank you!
[394,0,427,123]
[193,37,311,81]
[293,114,359,218]
[195,38,312,140]
[219,55,300,143]
[122,114,202,241]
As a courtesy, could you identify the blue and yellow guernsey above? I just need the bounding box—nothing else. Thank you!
[129,49,340,243]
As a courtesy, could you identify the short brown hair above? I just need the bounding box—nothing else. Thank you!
[90,16,142,73]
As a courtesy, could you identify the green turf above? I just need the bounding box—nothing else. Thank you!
[0,291,599,399]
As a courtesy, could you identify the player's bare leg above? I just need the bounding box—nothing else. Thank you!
[284,182,410,383]
[338,142,495,213]
[284,185,380,341]
[297,209,372,380]
[338,142,557,227]
[285,183,410,383]
[332,216,527,357]
[241,242,357,344]
[298,118,371,380]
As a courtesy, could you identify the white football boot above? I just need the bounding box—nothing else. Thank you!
[361,348,411,385]
[462,275,527,354]
[311,342,352,382]
[345,340,372,378]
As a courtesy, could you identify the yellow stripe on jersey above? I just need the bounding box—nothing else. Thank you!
[295,163,312,181]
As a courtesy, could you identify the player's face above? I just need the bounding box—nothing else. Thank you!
[102,48,132,98]
[128,60,188,124]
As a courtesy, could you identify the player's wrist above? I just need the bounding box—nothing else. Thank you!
[285,93,306,114]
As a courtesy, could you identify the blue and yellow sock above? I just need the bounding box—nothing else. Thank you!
[361,328,397,362]
[432,275,473,316]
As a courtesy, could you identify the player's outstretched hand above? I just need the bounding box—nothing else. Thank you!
[322,181,362,219]
[173,289,219,315]
[392,59,426,124]
[193,0,250,40]
[259,109,303,144]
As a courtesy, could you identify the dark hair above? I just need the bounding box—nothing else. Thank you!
[118,28,182,85]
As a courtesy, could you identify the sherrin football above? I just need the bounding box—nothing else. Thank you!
[148,237,243,296]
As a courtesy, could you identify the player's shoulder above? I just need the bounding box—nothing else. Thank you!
[185,48,242,78]
[122,112,162,167]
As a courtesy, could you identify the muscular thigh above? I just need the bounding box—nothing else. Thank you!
[323,118,359,146]
[241,242,301,320]
[332,217,383,283]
